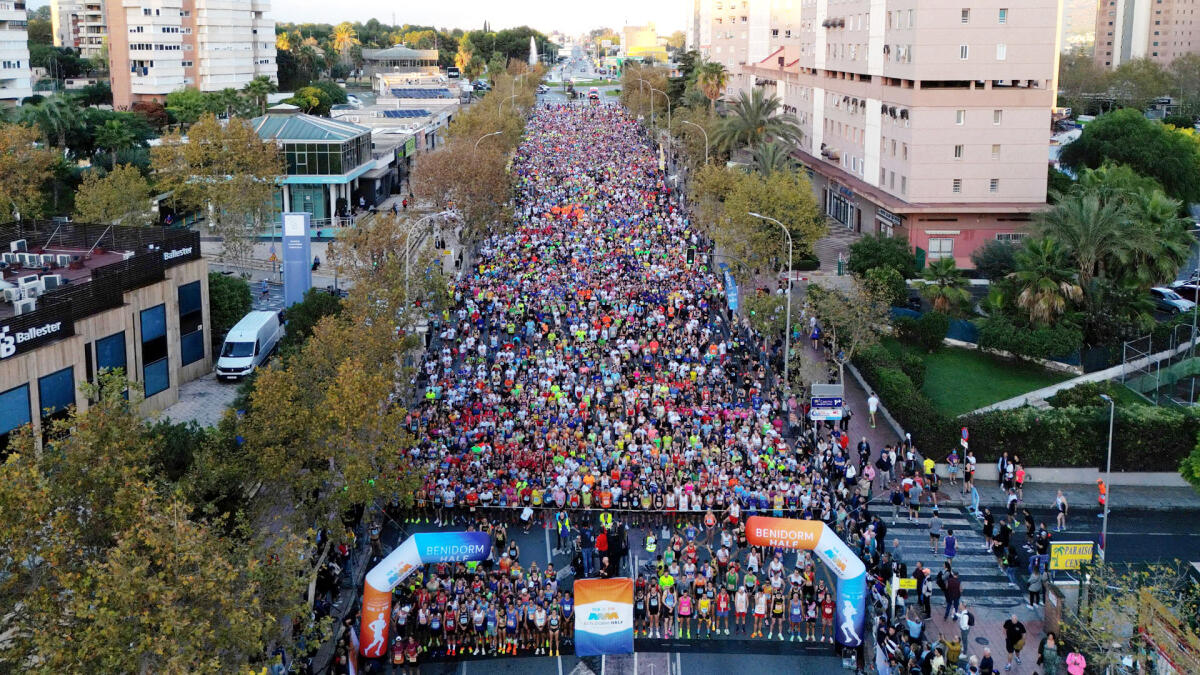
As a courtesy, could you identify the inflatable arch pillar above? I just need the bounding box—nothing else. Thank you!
[745,515,867,647]
[359,531,492,658]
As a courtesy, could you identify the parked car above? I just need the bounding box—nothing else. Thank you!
[1151,286,1197,314]
[473,80,491,91]
[537,84,549,94]
[216,310,284,380]
[1169,279,1200,302]
[346,94,363,108]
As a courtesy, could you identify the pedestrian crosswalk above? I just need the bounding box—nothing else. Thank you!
[882,505,1024,609]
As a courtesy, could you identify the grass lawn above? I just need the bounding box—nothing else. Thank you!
[882,338,1070,416]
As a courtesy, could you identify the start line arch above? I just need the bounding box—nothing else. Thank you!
[359,531,492,658]
[746,515,867,648]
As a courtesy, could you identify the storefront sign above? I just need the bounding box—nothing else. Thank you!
[876,208,902,227]
[403,138,416,157]
[1050,541,1094,570]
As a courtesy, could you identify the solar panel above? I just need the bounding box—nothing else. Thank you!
[390,88,452,99]
[381,109,432,118]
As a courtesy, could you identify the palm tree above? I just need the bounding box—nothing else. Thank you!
[695,60,728,113]
[1010,238,1084,326]
[94,119,137,168]
[919,258,971,314]
[750,141,792,175]
[296,43,326,80]
[19,96,80,150]
[1113,189,1193,287]
[331,22,360,62]
[242,75,276,116]
[1033,190,1129,287]
[712,88,803,153]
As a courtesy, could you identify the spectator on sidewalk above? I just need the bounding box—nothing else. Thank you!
[954,602,974,660]
[942,568,962,621]
[1038,632,1063,675]
[1003,614,1027,671]
[867,391,880,428]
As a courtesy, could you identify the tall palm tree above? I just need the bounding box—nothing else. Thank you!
[919,258,971,314]
[712,88,803,153]
[1010,237,1084,326]
[20,96,80,150]
[296,43,327,79]
[1033,190,1129,287]
[695,60,728,113]
[242,75,276,116]
[750,141,792,175]
[94,119,137,168]
[1113,189,1193,287]
[331,22,360,62]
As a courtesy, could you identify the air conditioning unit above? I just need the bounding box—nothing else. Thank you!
[2,252,16,264]
[42,274,63,290]
[13,297,36,315]
[21,280,44,298]
[20,253,39,266]
[122,251,135,260]
[41,254,55,266]
[2,287,21,302]
[9,239,27,252]
[56,254,72,267]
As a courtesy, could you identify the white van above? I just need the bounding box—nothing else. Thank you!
[215,310,284,380]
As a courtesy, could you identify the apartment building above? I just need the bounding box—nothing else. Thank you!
[51,0,107,59]
[107,0,277,110]
[697,0,1060,268]
[0,0,31,105]
[1094,0,1197,68]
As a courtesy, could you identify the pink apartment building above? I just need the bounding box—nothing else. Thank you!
[691,0,1061,269]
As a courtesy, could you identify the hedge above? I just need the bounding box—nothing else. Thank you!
[977,315,1082,361]
[853,344,1197,472]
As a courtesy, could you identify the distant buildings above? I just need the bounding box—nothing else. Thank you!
[359,46,439,81]
[692,0,1060,267]
[107,0,277,110]
[0,0,32,104]
[623,24,668,62]
[1094,0,1199,68]
[51,0,107,59]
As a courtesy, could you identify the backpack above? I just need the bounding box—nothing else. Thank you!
[967,611,975,627]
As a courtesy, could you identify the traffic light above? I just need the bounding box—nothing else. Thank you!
[686,247,696,266]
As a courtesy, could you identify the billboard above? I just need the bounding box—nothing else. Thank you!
[1050,541,1094,570]
[574,578,634,657]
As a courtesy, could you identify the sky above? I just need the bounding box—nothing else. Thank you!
[29,0,689,37]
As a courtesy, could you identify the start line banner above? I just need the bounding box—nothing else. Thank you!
[574,578,634,656]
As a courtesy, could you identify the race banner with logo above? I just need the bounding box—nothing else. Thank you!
[574,578,634,656]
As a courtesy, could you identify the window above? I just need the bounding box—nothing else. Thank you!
[38,367,76,426]
[96,331,127,378]
[999,8,1008,23]
[989,178,1000,192]
[954,144,964,159]
[0,384,30,454]
[995,233,1027,242]
[961,8,970,23]
[996,43,1007,60]
[901,175,907,194]
[952,178,963,193]
[140,304,169,397]
[955,109,966,125]
[178,281,204,366]
[182,60,193,67]
[928,238,955,260]
[993,109,1003,124]
[960,44,969,59]
[991,143,1001,159]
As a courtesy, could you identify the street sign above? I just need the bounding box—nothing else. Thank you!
[811,397,844,408]
[809,407,843,421]
[1050,541,1095,570]
[898,578,917,591]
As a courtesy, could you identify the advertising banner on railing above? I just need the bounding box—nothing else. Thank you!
[574,578,634,657]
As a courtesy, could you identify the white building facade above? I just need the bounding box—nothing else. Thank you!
[0,0,31,104]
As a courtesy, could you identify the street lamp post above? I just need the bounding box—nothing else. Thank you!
[636,78,655,127]
[748,211,794,392]
[404,210,455,308]
[474,130,503,155]
[678,119,709,164]
[1188,227,1200,358]
[1098,393,1114,562]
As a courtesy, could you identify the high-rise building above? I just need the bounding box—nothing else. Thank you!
[0,0,31,104]
[52,0,107,59]
[1093,0,1197,68]
[107,0,277,110]
[696,0,1061,268]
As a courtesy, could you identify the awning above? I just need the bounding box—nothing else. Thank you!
[362,166,393,180]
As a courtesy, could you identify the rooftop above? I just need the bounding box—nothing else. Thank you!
[250,109,371,142]
[361,46,439,61]
[0,221,200,321]
[390,88,453,99]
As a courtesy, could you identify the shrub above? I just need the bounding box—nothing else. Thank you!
[969,240,1018,280]
[865,265,908,307]
[978,315,1082,361]
[207,272,251,349]
[848,234,918,279]
[894,312,950,352]
[1047,381,1119,408]
[898,352,926,389]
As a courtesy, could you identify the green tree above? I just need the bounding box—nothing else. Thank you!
[969,239,1019,280]
[280,287,344,354]
[74,164,154,227]
[750,141,792,175]
[1108,57,1172,111]
[1058,108,1200,203]
[152,114,282,271]
[93,118,137,168]
[806,279,891,382]
[1034,188,1129,286]
[919,258,971,315]
[0,123,58,218]
[695,60,728,112]
[165,87,210,127]
[1011,237,1084,326]
[864,265,908,307]
[207,272,252,348]
[713,88,803,152]
[847,234,919,278]
[242,75,277,116]
[18,95,81,149]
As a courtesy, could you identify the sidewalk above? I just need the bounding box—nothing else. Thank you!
[966,481,1200,513]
